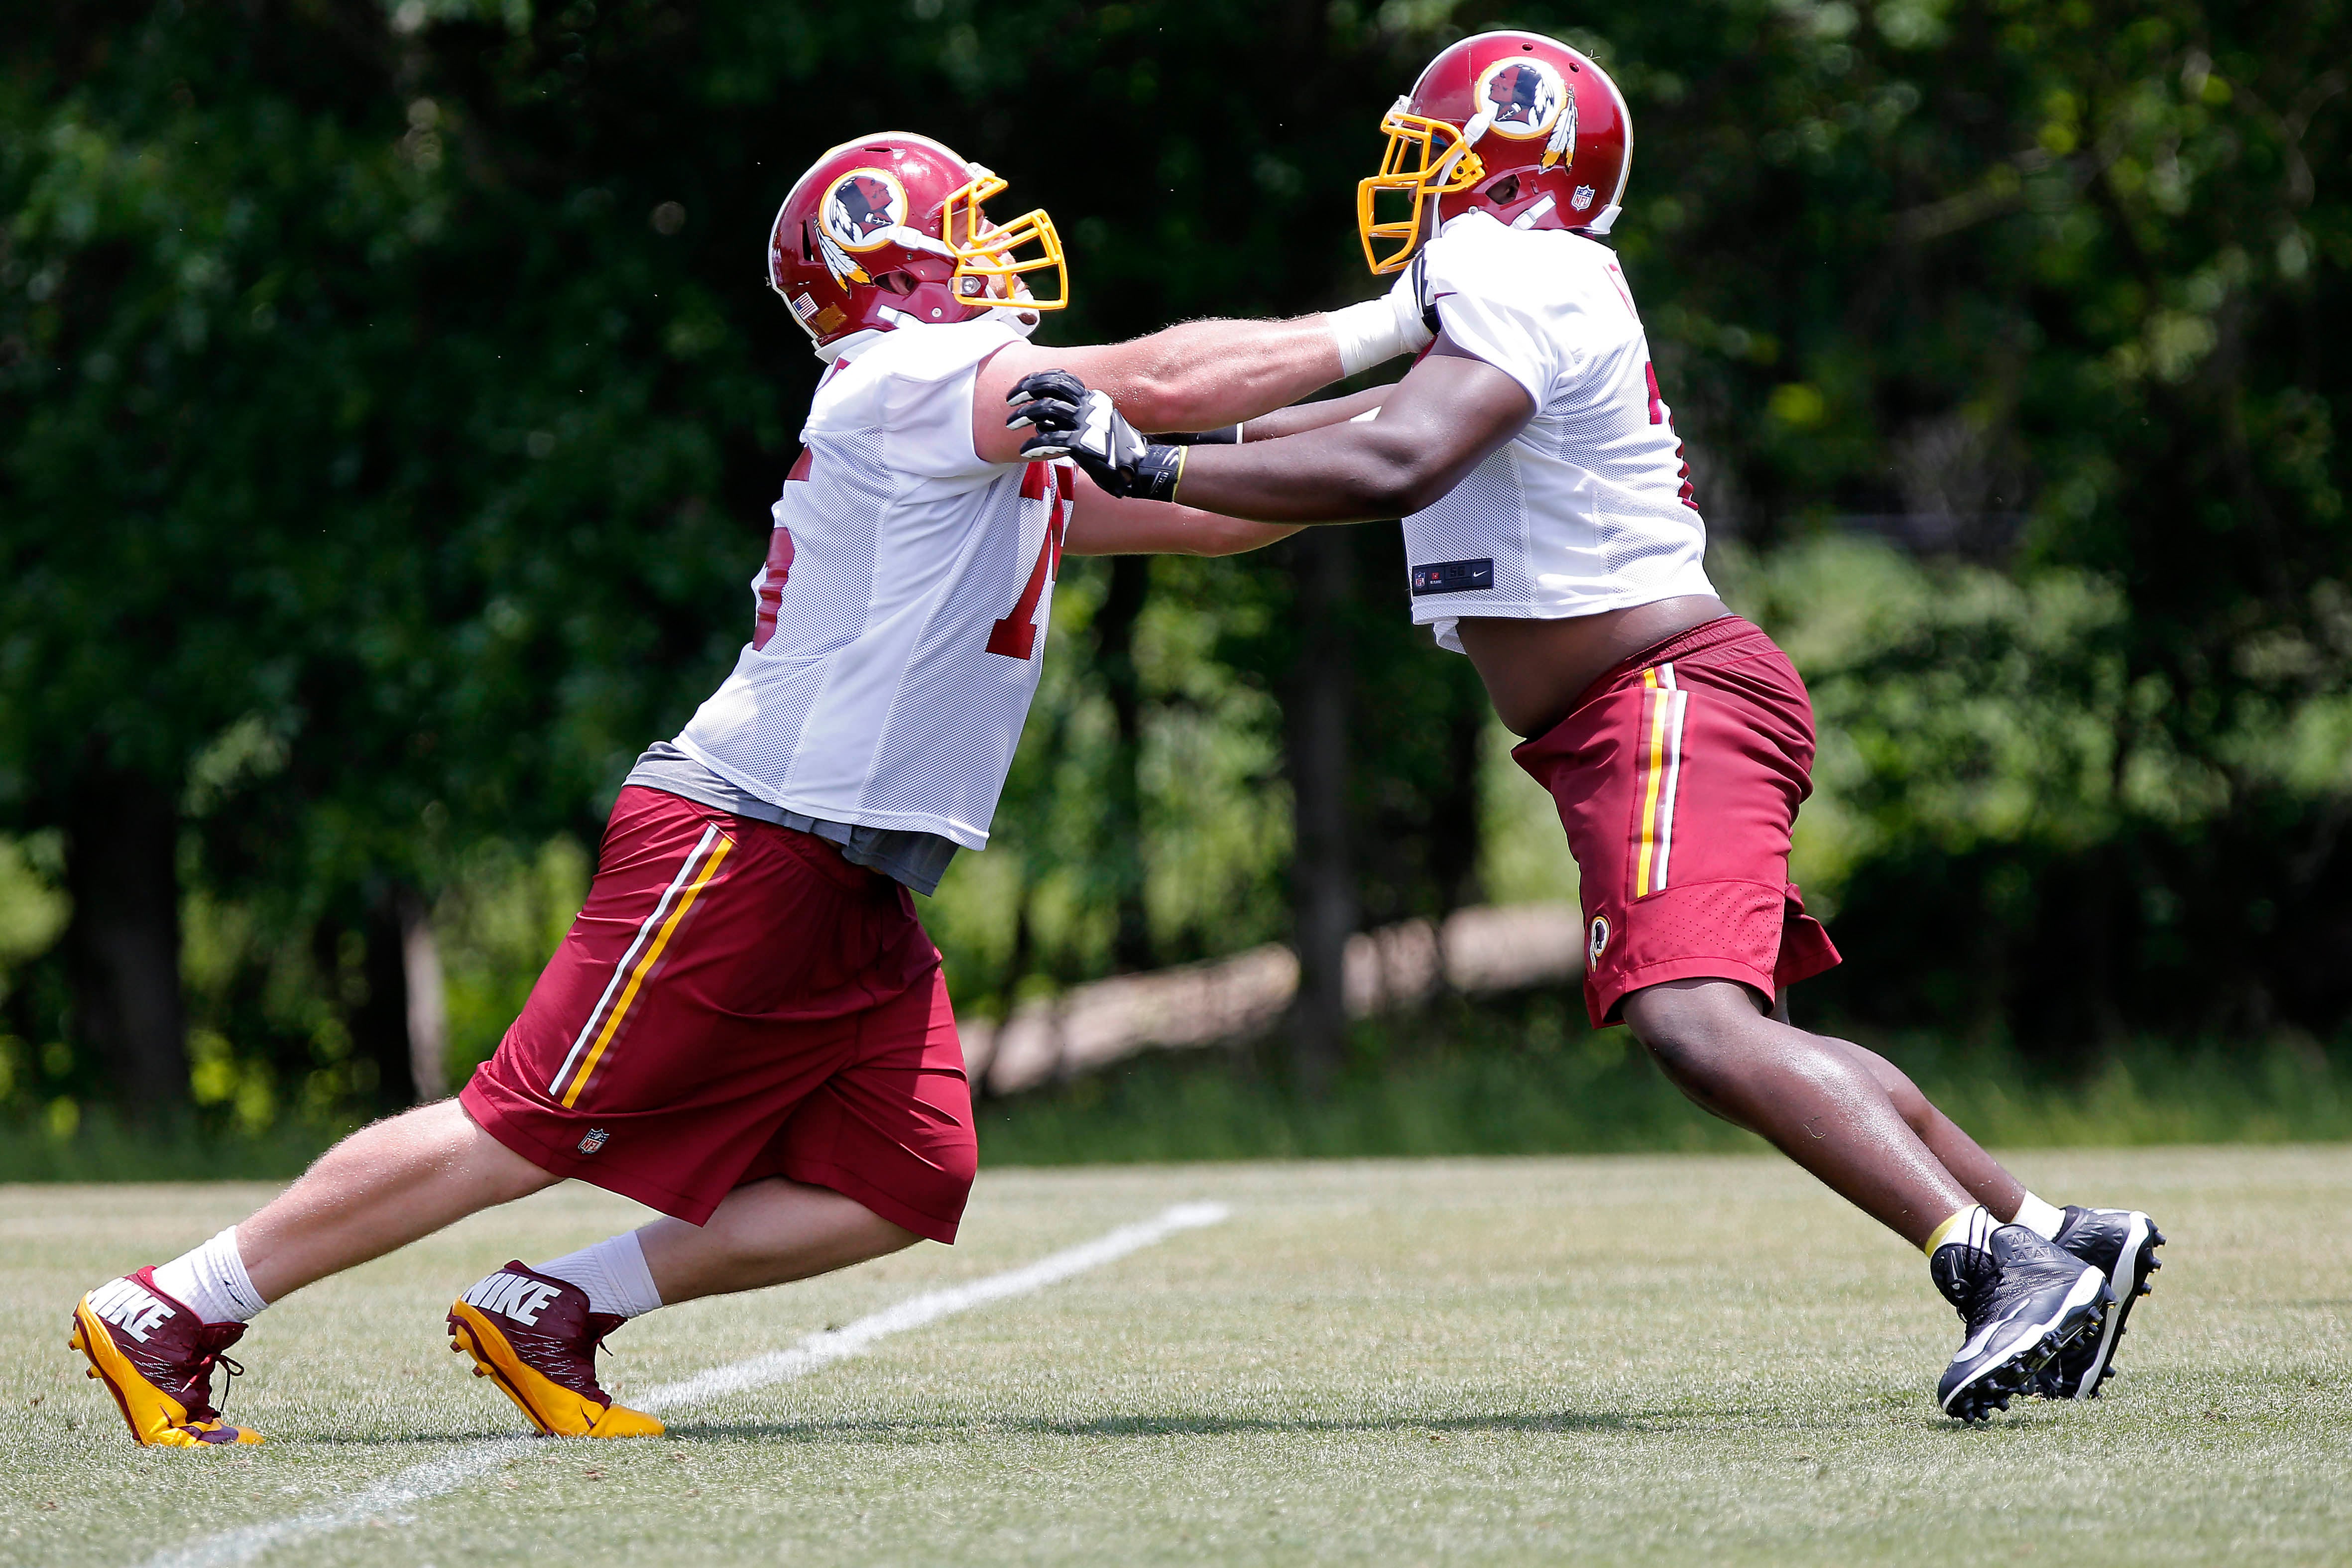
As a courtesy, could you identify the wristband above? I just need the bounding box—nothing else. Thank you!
[1326,295,1433,377]
[1156,424,1242,446]
[1135,444,1184,503]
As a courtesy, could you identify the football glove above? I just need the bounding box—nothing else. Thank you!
[1005,370,1184,501]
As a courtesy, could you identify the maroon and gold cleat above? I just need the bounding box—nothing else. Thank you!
[447,1261,663,1439]
[69,1268,263,1447]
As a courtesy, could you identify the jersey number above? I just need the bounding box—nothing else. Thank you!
[752,450,814,650]
[1644,362,1700,513]
[985,462,1071,661]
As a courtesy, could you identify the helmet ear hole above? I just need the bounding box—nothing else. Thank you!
[1487,174,1521,206]
[875,270,919,295]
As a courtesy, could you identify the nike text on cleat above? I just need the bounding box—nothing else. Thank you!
[446,1261,663,1439]
[68,1268,263,1447]
[2032,1205,2165,1400]
[1932,1224,2113,1423]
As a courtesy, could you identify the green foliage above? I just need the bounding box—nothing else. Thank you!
[1718,536,2352,1046]
[979,994,2352,1166]
[0,0,2346,1121]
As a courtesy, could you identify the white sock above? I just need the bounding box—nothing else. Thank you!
[150,1227,269,1325]
[534,1232,663,1320]
[2012,1191,2067,1240]
[1923,1204,1995,1258]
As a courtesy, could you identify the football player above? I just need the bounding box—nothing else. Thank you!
[1009,31,2164,1420]
[65,131,1440,1446]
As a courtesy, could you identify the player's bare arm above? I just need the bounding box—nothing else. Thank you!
[1230,383,1393,440]
[1061,471,1302,558]
[1054,385,1390,559]
[1114,344,1529,522]
[972,321,1338,462]
[969,300,1425,464]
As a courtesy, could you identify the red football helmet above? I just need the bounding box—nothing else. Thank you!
[1357,30,1633,273]
[767,131,1067,353]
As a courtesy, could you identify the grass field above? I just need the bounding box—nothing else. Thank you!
[3,1147,2348,1566]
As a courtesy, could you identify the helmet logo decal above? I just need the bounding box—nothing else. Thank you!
[822,168,910,251]
[815,227,864,289]
[1571,185,1596,212]
[1543,85,1579,170]
[1475,57,1568,140]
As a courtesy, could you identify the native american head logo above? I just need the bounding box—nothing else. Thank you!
[822,169,910,251]
[1475,57,1568,140]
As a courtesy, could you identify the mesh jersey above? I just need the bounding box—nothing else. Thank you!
[672,318,1075,850]
[1403,211,1715,652]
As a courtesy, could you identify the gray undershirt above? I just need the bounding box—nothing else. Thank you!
[622,741,960,897]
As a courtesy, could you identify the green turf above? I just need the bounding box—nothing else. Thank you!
[3,1149,2347,1565]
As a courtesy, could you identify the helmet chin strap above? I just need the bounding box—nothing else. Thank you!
[988,303,1042,338]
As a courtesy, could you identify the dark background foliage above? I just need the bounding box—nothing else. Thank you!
[0,0,2345,1132]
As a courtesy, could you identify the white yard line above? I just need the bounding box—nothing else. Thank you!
[141,1201,1230,1568]
[636,1200,1229,1409]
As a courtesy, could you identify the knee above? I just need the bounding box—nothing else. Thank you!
[1850,1045,1932,1122]
[1621,988,1767,1090]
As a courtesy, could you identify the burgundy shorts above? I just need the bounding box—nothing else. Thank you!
[1512,615,1841,1027]
[460,786,977,1242]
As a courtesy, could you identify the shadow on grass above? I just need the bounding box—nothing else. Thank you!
[658,1409,1675,1445]
[263,1404,2030,1449]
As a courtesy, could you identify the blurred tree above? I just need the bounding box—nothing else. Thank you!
[1,0,2345,1133]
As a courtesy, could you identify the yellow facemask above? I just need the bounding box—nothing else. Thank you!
[1357,98,1489,274]
[943,170,1069,311]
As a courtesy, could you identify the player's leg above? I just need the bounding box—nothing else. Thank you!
[1769,974,2165,1386]
[67,785,731,1447]
[1515,618,2111,1416]
[230,1099,558,1300]
[634,1176,919,1302]
[444,804,973,1437]
[482,965,971,1321]
[67,1099,552,1447]
[443,1177,926,1442]
[1621,977,1971,1244]
[1774,989,2063,1226]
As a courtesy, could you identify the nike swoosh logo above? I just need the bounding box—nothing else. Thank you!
[1951,1297,2036,1364]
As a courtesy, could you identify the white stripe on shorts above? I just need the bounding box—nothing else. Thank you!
[543,823,723,1098]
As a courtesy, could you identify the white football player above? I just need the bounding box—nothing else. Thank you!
[65,128,1439,1447]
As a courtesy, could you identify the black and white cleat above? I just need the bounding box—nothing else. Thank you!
[1933,1224,2112,1423]
[2031,1206,2165,1400]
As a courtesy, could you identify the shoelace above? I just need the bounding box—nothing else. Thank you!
[185,1351,243,1424]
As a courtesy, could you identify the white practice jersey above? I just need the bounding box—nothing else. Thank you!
[1403,210,1715,652]
[673,318,1074,849]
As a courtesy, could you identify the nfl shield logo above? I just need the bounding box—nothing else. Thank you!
[577,1128,609,1156]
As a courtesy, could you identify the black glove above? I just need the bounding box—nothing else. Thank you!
[1004,369,1184,501]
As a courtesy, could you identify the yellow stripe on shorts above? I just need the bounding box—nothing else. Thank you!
[549,827,733,1109]
[1634,663,1685,899]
